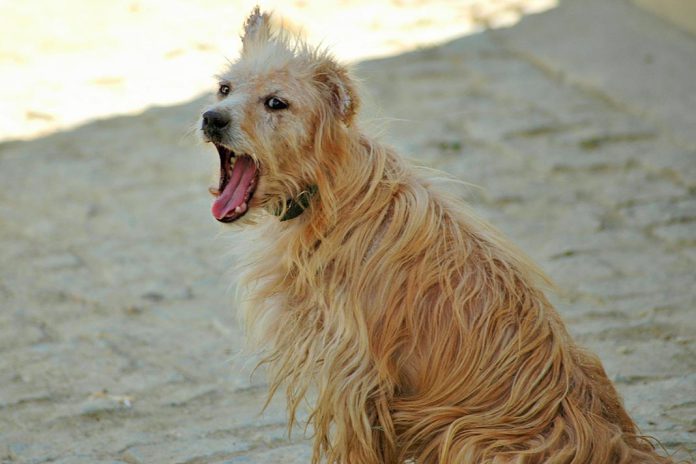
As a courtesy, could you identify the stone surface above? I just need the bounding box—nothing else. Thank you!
[1,1,695,462]
[495,0,696,149]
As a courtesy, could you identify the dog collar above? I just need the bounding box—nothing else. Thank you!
[276,185,318,221]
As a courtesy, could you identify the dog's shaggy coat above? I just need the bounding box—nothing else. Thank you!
[203,9,676,464]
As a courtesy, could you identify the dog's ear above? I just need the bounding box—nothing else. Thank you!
[315,60,360,126]
[241,6,272,54]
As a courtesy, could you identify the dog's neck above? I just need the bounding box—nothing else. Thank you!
[274,133,401,225]
[275,185,319,221]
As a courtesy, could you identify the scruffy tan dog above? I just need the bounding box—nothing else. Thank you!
[199,8,675,464]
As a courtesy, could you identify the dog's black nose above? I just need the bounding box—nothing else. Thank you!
[202,110,230,130]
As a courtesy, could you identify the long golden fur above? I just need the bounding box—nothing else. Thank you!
[201,8,677,463]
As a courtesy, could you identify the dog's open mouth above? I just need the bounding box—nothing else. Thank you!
[209,144,258,223]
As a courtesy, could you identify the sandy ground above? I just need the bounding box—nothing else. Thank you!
[1,0,695,463]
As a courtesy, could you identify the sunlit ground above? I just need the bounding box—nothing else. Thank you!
[0,0,556,142]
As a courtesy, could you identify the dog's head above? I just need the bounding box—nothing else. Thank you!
[200,7,359,223]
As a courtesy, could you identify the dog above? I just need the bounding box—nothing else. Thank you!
[199,8,676,463]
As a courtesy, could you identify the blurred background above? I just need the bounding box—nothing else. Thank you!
[0,0,555,140]
[1,1,695,463]
[0,0,556,142]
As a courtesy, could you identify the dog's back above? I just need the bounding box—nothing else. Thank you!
[239,140,672,464]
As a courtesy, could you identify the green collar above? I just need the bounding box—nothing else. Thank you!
[275,185,318,221]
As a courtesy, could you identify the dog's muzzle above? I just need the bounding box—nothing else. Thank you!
[202,110,230,140]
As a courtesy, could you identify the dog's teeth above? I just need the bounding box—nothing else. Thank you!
[235,206,242,214]
[240,202,247,212]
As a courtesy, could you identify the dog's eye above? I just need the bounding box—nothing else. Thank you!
[219,84,230,96]
[265,96,288,110]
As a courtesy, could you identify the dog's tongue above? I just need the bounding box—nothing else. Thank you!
[211,156,257,220]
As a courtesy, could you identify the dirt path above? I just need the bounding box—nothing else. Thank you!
[1,1,694,463]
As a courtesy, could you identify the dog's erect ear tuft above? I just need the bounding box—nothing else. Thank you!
[316,60,360,125]
[241,6,272,53]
